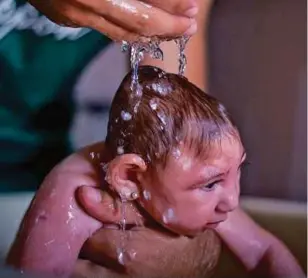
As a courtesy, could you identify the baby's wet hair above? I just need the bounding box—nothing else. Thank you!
[105,66,239,167]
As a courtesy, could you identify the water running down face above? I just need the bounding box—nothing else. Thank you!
[104,66,246,237]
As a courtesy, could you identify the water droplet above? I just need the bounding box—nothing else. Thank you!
[157,111,167,125]
[35,210,47,224]
[66,210,74,224]
[44,239,55,246]
[133,100,141,113]
[90,152,95,160]
[101,163,109,172]
[121,41,130,52]
[180,156,192,171]
[143,190,151,200]
[108,203,115,210]
[149,98,159,110]
[66,243,71,250]
[120,217,127,227]
[117,146,124,155]
[146,153,151,163]
[49,189,56,198]
[119,131,125,138]
[128,249,137,260]
[116,200,128,265]
[157,85,164,95]
[117,249,125,265]
[175,36,190,75]
[151,48,163,60]
[162,208,176,224]
[172,148,181,159]
[151,82,172,96]
[152,83,158,91]
[135,84,143,97]
[140,2,152,8]
[121,111,132,121]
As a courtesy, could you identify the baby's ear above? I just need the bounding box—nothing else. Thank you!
[106,154,147,201]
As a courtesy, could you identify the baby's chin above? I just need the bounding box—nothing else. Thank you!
[175,223,223,237]
[163,224,206,238]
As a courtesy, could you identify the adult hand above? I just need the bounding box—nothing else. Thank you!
[28,0,198,42]
[76,186,221,278]
[76,185,144,225]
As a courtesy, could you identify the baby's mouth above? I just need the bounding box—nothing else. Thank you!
[206,220,224,229]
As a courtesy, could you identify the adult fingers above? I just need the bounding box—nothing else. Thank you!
[142,0,198,17]
[74,0,197,39]
[77,186,143,225]
[51,1,141,41]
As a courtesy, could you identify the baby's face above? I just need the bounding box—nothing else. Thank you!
[139,137,246,236]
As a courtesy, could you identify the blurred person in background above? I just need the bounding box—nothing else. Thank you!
[0,0,212,192]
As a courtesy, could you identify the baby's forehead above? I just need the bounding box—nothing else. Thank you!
[166,137,244,170]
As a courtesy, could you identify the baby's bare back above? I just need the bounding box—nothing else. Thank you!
[78,224,221,278]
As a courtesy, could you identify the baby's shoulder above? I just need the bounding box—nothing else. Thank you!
[37,142,106,200]
[55,141,105,177]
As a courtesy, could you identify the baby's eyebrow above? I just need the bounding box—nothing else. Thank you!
[194,167,225,184]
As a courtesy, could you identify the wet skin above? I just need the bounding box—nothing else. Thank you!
[74,134,245,277]
[7,142,225,277]
[28,0,198,42]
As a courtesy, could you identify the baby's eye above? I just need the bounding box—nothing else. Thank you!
[201,181,220,192]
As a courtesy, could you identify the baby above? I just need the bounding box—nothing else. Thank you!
[6,66,304,278]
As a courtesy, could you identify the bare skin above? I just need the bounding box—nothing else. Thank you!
[6,142,221,278]
[75,140,304,278]
[6,139,304,278]
[28,0,198,42]
[215,208,305,277]
[6,2,219,277]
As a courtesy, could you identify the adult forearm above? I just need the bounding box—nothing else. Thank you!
[252,234,305,278]
[216,208,305,277]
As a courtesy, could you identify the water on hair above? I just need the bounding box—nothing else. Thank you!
[175,36,190,76]
[111,37,190,265]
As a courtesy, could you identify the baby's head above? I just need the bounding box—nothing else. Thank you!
[105,66,246,236]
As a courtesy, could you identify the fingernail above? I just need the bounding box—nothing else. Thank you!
[185,20,197,36]
[184,6,199,17]
[86,188,102,203]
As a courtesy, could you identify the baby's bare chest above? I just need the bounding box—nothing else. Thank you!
[81,227,221,278]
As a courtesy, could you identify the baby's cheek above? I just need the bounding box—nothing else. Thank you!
[182,202,215,226]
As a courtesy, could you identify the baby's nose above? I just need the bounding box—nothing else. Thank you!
[216,188,239,213]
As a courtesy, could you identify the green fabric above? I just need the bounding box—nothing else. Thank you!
[0,0,111,192]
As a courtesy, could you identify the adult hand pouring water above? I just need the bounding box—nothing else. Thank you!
[28,0,198,42]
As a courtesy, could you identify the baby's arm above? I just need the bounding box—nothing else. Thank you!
[6,149,103,277]
[215,208,305,277]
